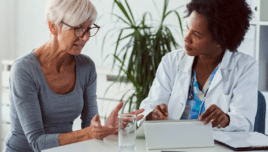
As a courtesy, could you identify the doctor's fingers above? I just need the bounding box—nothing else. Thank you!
[218,114,230,128]
[159,103,169,117]
[202,108,222,125]
[211,113,226,128]
[199,104,218,121]
[153,108,167,120]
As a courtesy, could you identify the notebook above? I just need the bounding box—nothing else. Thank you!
[213,131,268,151]
[143,120,214,150]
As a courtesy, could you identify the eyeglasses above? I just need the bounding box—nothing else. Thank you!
[61,22,100,38]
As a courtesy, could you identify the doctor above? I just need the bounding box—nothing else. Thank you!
[138,0,258,132]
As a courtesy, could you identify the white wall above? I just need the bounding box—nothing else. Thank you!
[16,0,48,57]
[12,0,190,69]
[0,0,17,150]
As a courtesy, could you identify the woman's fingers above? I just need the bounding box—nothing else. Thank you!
[129,108,144,115]
[91,114,101,126]
[113,101,124,114]
[91,114,102,128]
[136,115,144,121]
[91,114,98,122]
[127,109,144,121]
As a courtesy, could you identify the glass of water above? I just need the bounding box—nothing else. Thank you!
[118,114,136,152]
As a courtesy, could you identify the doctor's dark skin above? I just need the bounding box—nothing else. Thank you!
[147,11,230,128]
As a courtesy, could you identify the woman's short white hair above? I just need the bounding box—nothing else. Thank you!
[45,0,98,31]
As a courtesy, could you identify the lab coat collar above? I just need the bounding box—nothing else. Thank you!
[219,50,234,70]
[177,51,194,73]
[177,50,234,94]
[209,50,234,93]
[177,50,234,72]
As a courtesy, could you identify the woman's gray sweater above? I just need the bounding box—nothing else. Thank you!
[3,51,98,152]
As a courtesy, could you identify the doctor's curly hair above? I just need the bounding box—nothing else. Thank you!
[185,0,252,52]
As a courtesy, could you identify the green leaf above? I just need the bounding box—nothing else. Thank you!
[103,0,184,112]
[162,10,173,23]
[161,0,169,23]
[124,0,136,25]
[114,29,124,57]
[114,0,134,25]
[173,11,184,37]
[111,13,131,26]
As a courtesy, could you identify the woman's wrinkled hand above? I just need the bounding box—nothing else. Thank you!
[105,101,145,133]
[199,104,230,128]
[86,114,117,139]
[147,103,169,120]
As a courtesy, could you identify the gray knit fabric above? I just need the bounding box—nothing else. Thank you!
[3,51,98,152]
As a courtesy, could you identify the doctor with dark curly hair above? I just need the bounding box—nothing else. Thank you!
[138,0,258,132]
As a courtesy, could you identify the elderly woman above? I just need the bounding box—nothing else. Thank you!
[138,0,258,132]
[3,0,144,152]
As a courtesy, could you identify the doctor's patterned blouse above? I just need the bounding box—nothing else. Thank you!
[181,63,220,120]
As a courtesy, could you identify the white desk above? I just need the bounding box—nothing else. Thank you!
[42,135,268,152]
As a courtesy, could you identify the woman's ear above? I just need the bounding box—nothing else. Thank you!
[213,41,221,49]
[48,21,57,35]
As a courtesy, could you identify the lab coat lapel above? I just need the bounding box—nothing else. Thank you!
[169,52,194,120]
[208,50,233,94]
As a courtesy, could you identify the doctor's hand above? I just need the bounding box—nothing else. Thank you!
[199,104,230,128]
[147,103,169,120]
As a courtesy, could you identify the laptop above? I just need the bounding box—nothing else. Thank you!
[143,120,214,150]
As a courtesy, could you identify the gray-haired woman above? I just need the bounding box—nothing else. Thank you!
[3,0,144,151]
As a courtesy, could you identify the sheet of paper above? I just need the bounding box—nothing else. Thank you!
[213,131,268,148]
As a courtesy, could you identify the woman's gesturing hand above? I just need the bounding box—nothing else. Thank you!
[199,104,230,128]
[105,101,145,133]
[147,103,169,120]
[86,114,117,139]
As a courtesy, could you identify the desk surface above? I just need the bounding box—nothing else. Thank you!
[42,135,268,152]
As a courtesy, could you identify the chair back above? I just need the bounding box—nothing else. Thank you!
[254,91,266,134]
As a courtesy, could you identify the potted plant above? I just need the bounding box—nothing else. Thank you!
[102,0,184,113]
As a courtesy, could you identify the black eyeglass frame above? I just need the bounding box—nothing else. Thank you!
[61,21,100,38]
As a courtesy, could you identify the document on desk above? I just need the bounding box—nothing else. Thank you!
[143,120,214,150]
[213,131,268,150]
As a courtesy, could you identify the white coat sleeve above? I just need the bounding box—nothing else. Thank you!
[137,55,174,127]
[222,58,258,132]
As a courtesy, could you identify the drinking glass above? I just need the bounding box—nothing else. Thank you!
[118,114,136,152]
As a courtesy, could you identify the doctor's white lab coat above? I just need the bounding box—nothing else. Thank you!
[138,49,258,132]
